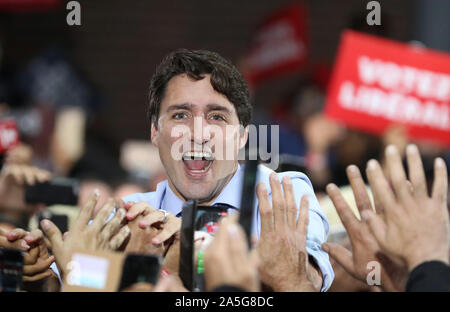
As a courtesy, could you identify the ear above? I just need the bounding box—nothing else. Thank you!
[151,122,159,147]
[239,125,249,150]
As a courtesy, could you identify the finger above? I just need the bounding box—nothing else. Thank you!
[296,195,309,241]
[228,222,248,270]
[432,158,448,203]
[0,236,30,251]
[90,198,116,231]
[126,202,152,221]
[282,176,297,230]
[405,144,428,198]
[366,159,396,216]
[10,166,25,185]
[109,225,131,250]
[385,145,411,205]
[151,219,180,245]
[24,245,39,265]
[36,169,51,183]
[7,228,28,242]
[23,256,55,275]
[346,165,373,214]
[101,208,126,241]
[138,210,166,228]
[38,239,50,258]
[321,242,356,277]
[40,219,63,254]
[360,210,387,248]
[124,201,135,211]
[23,167,37,186]
[74,189,100,231]
[326,184,359,234]
[269,173,286,231]
[24,229,44,247]
[256,182,273,235]
[22,269,53,282]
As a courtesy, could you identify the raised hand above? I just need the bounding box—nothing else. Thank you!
[362,144,449,272]
[256,173,319,291]
[41,191,131,279]
[321,165,407,291]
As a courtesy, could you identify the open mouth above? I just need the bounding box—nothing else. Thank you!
[182,151,214,175]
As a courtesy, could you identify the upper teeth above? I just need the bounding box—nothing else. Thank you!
[183,152,213,160]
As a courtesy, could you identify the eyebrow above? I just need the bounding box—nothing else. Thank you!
[166,103,232,115]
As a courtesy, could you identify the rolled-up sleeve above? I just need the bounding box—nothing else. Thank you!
[291,176,334,292]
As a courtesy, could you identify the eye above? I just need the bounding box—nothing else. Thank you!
[173,112,187,120]
[210,114,226,122]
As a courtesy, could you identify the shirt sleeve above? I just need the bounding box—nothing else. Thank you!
[290,176,334,292]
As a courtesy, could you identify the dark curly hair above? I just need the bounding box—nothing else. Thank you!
[148,49,252,130]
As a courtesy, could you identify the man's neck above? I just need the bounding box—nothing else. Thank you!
[167,163,239,206]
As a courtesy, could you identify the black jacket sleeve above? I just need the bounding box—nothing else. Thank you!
[406,261,450,292]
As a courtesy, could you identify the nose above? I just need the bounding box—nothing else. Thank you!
[191,116,210,147]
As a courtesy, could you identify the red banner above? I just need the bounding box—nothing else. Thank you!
[325,30,450,147]
[243,3,309,87]
[0,119,20,154]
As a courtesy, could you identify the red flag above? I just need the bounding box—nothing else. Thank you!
[243,3,309,87]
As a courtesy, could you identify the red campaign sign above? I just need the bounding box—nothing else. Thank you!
[0,0,60,11]
[243,3,309,88]
[0,120,20,154]
[325,30,450,147]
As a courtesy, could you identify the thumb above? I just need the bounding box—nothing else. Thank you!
[40,219,63,253]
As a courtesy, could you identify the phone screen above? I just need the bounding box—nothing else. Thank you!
[25,178,79,206]
[0,248,24,292]
[118,254,161,291]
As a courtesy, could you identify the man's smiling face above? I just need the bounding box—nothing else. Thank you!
[151,73,247,203]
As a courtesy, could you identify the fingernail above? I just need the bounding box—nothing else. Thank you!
[282,176,291,185]
[321,243,329,252]
[270,173,277,181]
[367,159,377,170]
[152,237,161,245]
[406,144,418,155]
[347,165,358,174]
[435,157,444,168]
[326,183,337,192]
[41,219,51,231]
[21,240,30,250]
[93,188,100,199]
[386,145,397,155]
[118,209,126,218]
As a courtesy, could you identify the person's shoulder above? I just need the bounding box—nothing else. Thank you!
[257,164,313,190]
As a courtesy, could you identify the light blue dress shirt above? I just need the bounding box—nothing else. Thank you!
[123,164,334,291]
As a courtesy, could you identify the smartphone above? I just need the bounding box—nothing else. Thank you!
[0,248,24,292]
[25,178,79,206]
[117,254,161,291]
[238,159,259,247]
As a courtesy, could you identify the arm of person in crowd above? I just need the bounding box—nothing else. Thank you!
[255,174,319,292]
[40,191,131,282]
[0,227,58,291]
[361,144,449,291]
[123,201,181,252]
[203,214,259,292]
[321,164,408,292]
